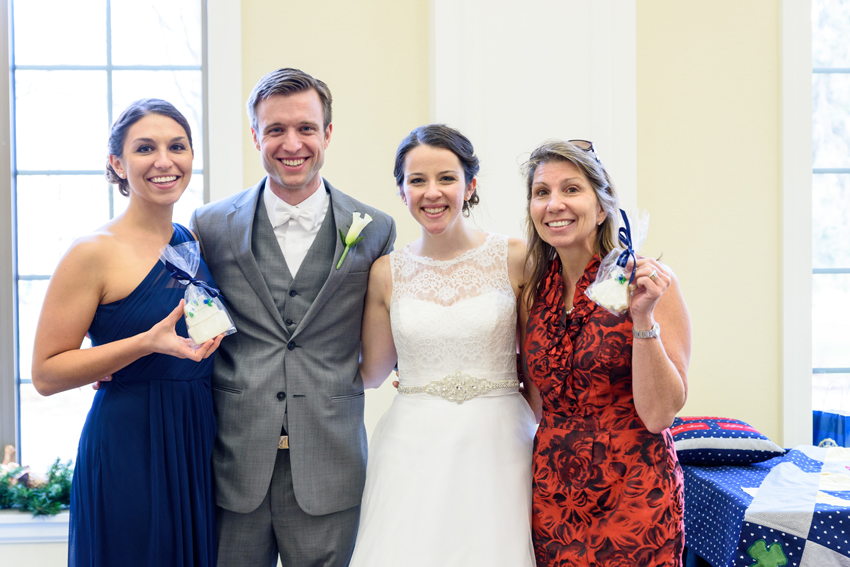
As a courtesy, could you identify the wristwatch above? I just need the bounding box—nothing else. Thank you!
[633,321,660,339]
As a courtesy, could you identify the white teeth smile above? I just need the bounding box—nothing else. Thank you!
[424,207,447,214]
[150,176,178,183]
[548,220,574,227]
[282,158,306,166]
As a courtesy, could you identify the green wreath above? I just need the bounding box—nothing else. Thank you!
[0,460,73,517]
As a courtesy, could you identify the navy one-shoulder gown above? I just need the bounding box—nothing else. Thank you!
[69,224,217,567]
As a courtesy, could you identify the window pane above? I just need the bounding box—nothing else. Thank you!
[813,0,850,68]
[813,373,850,412]
[13,0,106,66]
[17,279,49,384]
[813,274,850,368]
[15,70,108,171]
[17,176,111,277]
[19,383,96,474]
[112,70,204,165]
[812,174,850,269]
[111,0,202,66]
[813,74,850,169]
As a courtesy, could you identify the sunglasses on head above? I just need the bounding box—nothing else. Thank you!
[568,139,601,163]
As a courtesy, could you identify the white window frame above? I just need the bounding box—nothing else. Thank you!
[781,0,813,447]
[1,0,16,458]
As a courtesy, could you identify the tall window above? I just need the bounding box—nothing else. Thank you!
[812,0,850,419]
[10,0,205,473]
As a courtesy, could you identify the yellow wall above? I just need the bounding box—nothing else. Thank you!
[240,0,429,250]
[637,1,782,441]
[240,0,430,430]
[238,0,785,441]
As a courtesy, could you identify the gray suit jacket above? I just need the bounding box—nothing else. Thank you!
[190,178,396,516]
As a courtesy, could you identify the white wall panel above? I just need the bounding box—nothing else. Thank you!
[431,0,636,238]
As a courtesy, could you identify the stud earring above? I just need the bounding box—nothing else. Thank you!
[597,220,603,225]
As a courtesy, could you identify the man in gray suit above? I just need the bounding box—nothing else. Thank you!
[190,68,396,567]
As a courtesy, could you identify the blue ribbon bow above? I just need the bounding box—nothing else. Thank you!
[615,209,637,284]
[163,260,225,300]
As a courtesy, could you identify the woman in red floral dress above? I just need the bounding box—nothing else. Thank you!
[519,140,691,567]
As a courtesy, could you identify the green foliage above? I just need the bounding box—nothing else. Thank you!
[0,459,73,517]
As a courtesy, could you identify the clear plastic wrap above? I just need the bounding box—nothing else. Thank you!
[585,209,649,315]
[159,241,236,345]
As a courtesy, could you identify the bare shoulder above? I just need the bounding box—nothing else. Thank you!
[48,230,117,302]
[367,254,393,308]
[505,236,528,296]
[660,262,680,283]
[658,261,685,303]
[653,261,690,341]
[506,237,527,266]
[59,230,114,273]
[369,254,392,284]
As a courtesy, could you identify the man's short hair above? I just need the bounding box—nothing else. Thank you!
[246,68,333,132]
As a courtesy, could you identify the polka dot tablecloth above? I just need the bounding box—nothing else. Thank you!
[683,446,850,566]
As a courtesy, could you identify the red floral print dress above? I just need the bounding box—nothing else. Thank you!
[524,255,684,567]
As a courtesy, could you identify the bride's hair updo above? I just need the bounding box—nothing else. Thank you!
[393,124,480,217]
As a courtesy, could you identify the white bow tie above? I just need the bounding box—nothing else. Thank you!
[273,201,315,231]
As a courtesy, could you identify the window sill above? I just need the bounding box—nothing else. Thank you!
[0,509,69,543]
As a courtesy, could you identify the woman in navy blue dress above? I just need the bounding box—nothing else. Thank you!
[31,99,224,567]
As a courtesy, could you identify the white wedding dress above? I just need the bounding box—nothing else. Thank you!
[349,233,536,567]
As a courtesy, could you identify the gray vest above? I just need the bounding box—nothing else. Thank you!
[252,190,337,334]
[251,189,337,430]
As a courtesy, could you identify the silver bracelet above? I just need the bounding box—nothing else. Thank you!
[633,321,660,339]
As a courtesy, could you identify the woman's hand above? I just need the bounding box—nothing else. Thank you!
[628,258,670,323]
[92,306,223,390]
[143,300,224,361]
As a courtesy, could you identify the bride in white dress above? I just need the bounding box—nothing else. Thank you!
[351,124,537,566]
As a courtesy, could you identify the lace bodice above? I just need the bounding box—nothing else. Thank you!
[390,233,517,387]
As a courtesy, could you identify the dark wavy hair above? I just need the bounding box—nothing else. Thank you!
[393,124,480,216]
[105,98,193,197]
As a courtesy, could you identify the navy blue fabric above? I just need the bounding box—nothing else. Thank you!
[69,224,216,567]
[813,410,850,446]
[682,458,778,566]
[685,450,850,567]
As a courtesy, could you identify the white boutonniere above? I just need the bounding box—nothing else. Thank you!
[336,212,373,269]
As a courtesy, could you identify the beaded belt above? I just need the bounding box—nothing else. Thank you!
[397,371,519,404]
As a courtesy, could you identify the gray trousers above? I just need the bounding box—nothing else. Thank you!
[215,449,360,567]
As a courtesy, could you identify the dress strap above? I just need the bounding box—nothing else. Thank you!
[171,223,195,245]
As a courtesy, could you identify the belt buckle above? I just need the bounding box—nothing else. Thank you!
[278,435,289,449]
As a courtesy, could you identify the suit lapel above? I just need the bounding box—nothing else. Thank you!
[294,182,360,336]
[226,179,286,330]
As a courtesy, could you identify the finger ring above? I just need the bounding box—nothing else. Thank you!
[649,269,658,282]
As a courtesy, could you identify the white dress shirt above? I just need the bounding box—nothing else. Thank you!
[263,178,330,277]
